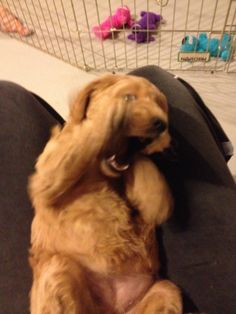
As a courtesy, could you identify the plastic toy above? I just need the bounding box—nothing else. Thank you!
[92,6,133,40]
[0,5,33,36]
[127,11,162,43]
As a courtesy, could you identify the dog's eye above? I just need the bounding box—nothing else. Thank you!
[123,94,136,102]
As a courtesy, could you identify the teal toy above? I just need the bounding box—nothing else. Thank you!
[180,35,198,52]
[198,33,219,57]
[180,32,232,61]
[219,33,232,61]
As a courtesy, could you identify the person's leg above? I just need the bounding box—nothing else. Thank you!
[129,66,236,313]
[0,81,64,313]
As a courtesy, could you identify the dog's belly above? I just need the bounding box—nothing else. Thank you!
[87,272,154,313]
[113,274,154,312]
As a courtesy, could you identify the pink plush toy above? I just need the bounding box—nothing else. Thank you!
[92,6,133,40]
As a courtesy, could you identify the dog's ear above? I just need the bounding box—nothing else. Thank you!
[156,90,169,113]
[69,74,122,124]
[69,81,96,123]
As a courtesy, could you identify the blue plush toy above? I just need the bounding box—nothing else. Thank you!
[180,35,198,52]
[219,33,232,61]
[180,32,232,61]
[198,33,219,57]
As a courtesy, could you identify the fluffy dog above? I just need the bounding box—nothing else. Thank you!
[28,74,182,314]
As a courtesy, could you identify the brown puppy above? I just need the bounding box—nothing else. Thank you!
[28,75,182,314]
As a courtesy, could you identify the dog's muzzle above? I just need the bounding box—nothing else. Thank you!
[102,118,168,177]
[152,119,167,134]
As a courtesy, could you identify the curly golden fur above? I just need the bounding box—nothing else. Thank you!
[28,74,182,314]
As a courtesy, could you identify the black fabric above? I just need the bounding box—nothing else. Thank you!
[0,81,64,314]
[130,66,236,314]
[176,76,233,162]
[0,67,236,314]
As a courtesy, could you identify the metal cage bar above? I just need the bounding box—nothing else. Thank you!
[0,0,235,72]
[226,5,236,72]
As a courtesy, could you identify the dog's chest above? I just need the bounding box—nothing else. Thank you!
[72,192,156,265]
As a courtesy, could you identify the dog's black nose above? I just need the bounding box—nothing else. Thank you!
[153,119,167,133]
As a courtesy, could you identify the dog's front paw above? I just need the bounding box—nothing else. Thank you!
[129,280,182,314]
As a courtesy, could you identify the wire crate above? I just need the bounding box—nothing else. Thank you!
[0,0,235,72]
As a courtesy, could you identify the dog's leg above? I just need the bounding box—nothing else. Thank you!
[127,280,182,314]
[125,156,173,225]
[30,254,100,314]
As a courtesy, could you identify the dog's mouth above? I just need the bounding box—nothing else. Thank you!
[105,136,153,173]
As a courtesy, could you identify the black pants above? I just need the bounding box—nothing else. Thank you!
[1,66,236,314]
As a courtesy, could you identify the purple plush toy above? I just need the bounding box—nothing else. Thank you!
[128,11,162,43]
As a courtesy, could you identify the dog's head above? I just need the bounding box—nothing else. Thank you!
[70,74,170,177]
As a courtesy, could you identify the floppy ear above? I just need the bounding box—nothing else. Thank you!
[156,90,169,113]
[69,81,96,124]
[69,74,122,124]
